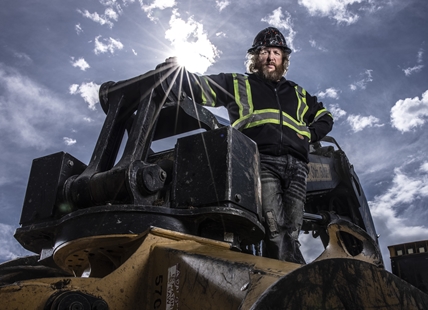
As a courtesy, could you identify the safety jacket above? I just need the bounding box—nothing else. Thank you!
[184,72,333,163]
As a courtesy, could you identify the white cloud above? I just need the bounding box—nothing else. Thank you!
[13,51,32,64]
[63,137,77,145]
[75,23,83,35]
[329,103,347,120]
[391,90,428,132]
[317,87,339,99]
[140,0,176,21]
[216,0,230,11]
[309,39,327,52]
[120,0,136,5]
[403,48,424,76]
[0,64,85,150]
[417,48,424,63]
[69,82,100,110]
[132,48,138,55]
[77,8,118,28]
[347,114,383,132]
[0,223,32,262]
[99,0,125,14]
[69,84,79,94]
[71,57,90,71]
[298,0,364,24]
[94,35,124,55]
[105,7,119,20]
[403,65,424,76]
[421,162,428,173]
[261,7,296,51]
[100,0,123,5]
[0,174,17,187]
[165,9,220,74]
[369,166,428,243]
[350,69,373,90]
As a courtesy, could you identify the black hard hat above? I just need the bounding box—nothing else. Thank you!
[248,27,292,54]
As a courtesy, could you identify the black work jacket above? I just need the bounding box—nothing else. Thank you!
[184,72,334,163]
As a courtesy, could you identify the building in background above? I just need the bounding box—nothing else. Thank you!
[388,240,428,294]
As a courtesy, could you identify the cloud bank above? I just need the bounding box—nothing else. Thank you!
[391,90,428,132]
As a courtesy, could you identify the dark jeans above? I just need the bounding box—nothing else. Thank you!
[260,154,308,264]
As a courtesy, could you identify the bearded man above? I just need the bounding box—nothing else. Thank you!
[170,27,334,263]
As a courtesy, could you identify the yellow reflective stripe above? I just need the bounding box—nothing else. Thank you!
[315,108,332,120]
[232,108,278,128]
[232,74,244,117]
[232,74,253,118]
[281,111,311,138]
[309,108,333,125]
[232,109,311,138]
[242,119,311,139]
[287,124,311,139]
[200,77,216,106]
[294,85,308,123]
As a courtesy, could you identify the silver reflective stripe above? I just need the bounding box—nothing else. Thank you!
[232,74,253,118]
[199,76,217,106]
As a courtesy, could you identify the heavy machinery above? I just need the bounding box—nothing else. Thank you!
[1,63,428,309]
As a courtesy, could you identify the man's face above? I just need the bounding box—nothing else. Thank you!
[255,47,285,81]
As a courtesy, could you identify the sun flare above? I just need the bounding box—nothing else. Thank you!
[174,48,212,74]
[165,10,220,74]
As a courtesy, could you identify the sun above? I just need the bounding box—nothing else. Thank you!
[173,44,213,74]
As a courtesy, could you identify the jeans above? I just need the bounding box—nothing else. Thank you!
[260,154,308,264]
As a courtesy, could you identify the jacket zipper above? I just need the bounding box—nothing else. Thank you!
[274,87,283,155]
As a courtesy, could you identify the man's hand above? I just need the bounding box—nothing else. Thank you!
[155,56,179,71]
[165,56,178,65]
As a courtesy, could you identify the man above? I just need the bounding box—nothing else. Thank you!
[172,27,334,264]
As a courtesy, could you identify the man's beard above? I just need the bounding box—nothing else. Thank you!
[254,60,285,81]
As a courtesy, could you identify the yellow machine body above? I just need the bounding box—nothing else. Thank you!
[2,227,428,310]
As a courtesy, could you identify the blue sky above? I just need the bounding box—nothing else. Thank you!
[1,0,428,271]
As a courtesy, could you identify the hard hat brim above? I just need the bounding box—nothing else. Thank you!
[247,46,292,54]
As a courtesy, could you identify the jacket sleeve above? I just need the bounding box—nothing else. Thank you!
[181,71,234,107]
[306,94,334,143]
